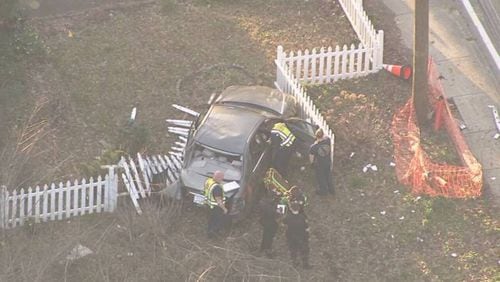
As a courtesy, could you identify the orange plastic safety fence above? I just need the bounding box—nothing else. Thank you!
[390,57,482,198]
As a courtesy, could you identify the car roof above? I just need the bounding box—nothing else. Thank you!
[216,85,289,116]
[193,104,268,154]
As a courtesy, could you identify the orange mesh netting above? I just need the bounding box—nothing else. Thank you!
[390,57,482,198]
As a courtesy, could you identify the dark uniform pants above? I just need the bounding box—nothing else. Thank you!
[260,223,278,251]
[287,239,310,266]
[315,163,333,194]
[274,147,292,177]
[207,206,225,238]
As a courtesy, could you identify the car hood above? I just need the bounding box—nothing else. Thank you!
[180,154,242,194]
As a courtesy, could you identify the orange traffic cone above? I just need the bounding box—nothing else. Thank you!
[383,64,412,80]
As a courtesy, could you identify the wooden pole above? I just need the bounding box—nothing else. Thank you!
[413,0,430,127]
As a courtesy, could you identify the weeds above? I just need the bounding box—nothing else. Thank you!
[349,175,368,189]
[78,149,126,178]
[117,123,151,155]
[11,19,47,59]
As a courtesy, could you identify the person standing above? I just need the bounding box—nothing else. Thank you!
[204,170,228,239]
[287,186,308,215]
[283,202,311,269]
[308,128,334,195]
[270,122,296,177]
[258,196,279,258]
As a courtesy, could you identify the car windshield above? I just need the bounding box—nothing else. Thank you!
[187,142,243,181]
[219,101,281,116]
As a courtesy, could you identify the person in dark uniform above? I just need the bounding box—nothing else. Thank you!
[204,170,228,239]
[258,196,279,258]
[270,122,296,178]
[287,186,308,215]
[283,202,311,269]
[309,128,334,195]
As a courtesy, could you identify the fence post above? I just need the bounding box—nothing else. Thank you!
[0,185,6,229]
[103,165,118,212]
[376,30,384,70]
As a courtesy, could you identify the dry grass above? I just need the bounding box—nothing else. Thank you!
[0,0,498,281]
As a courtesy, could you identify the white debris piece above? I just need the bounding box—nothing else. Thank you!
[380,211,386,215]
[450,253,458,258]
[349,152,355,159]
[487,105,500,133]
[363,164,378,172]
[417,237,424,242]
[399,216,405,220]
[491,177,496,180]
[166,119,192,127]
[389,162,396,167]
[393,190,399,194]
[371,216,376,220]
[172,104,199,117]
[130,107,137,121]
[66,244,93,261]
[494,133,500,139]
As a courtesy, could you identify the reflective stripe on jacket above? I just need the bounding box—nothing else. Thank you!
[271,123,296,147]
[204,177,225,209]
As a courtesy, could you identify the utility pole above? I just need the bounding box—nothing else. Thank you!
[413,0,430,127]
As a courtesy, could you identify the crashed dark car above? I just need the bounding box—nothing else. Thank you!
[180,85,315,220]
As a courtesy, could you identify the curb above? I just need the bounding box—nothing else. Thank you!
[458,0,500,82]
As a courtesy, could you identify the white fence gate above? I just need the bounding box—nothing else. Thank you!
[0,166,118,229]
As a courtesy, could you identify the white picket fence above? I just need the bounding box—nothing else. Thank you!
[338,0,381,52]
[277,43,381,84]
[0,166,118,229]
[275,56,336,165]
[278,0,384,84]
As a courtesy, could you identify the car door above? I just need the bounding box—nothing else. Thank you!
[285,118,316,158]
[238,128,271,217]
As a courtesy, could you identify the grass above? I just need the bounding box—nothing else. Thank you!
[0,1,498,281]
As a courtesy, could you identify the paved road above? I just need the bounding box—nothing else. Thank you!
[381,0,500,206]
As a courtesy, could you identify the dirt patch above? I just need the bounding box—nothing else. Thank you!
[0,0,498,281]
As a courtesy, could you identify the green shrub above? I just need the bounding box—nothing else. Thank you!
[118,123,151,155]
